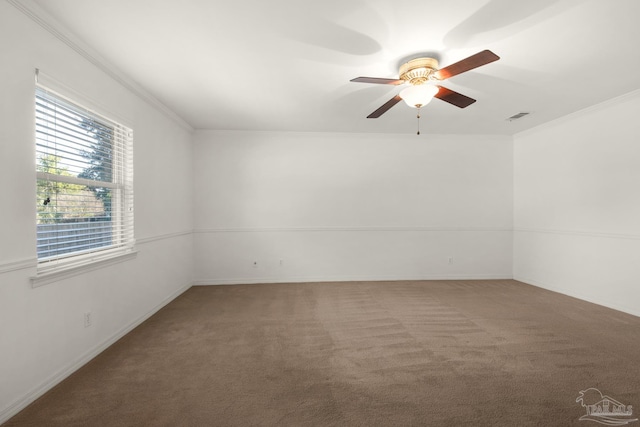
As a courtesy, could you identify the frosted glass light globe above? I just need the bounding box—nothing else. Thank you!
[400,85,439,108]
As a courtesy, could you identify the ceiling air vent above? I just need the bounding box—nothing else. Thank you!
[506,112,530,121]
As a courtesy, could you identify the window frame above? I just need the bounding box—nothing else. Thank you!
[32,84,135,285]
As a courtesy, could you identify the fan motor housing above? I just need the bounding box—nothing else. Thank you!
[399,57,439,85]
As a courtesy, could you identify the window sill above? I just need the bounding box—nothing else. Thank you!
[31,249,138,288]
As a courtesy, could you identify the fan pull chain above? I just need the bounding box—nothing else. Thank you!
[416,108,421,135]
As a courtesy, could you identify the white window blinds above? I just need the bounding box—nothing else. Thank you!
[35,86,134,266]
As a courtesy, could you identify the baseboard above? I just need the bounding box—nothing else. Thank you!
[194,273,513,286]
[0,282,193,425]
[514,275,640,318]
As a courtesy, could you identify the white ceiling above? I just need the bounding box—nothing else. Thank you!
[28,0,640,135]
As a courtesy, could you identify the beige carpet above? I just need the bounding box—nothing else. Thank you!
[5,280,640,426]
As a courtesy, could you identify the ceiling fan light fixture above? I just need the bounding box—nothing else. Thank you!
[400,84,439,108]
[399,57,439,85]
[351,50,499,118]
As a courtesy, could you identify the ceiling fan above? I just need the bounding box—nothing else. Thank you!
[351,50,500,119]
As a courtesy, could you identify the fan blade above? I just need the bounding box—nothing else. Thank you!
[434,50,500,80]
[367,95,403,118]
[435,86,476,108]
[351,77,405,85]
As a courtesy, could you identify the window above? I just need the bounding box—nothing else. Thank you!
[35,86,134,271]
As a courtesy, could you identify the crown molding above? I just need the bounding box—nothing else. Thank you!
[515,88,640,139]
[194,128,513,141]
[7,0,194,133]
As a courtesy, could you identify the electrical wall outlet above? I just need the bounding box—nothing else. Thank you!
[84,312,92,328]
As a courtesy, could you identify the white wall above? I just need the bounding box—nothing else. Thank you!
[0,2,194,422]
[513,90,640,316]
[194,131,513,284]
[4,0,638,422]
